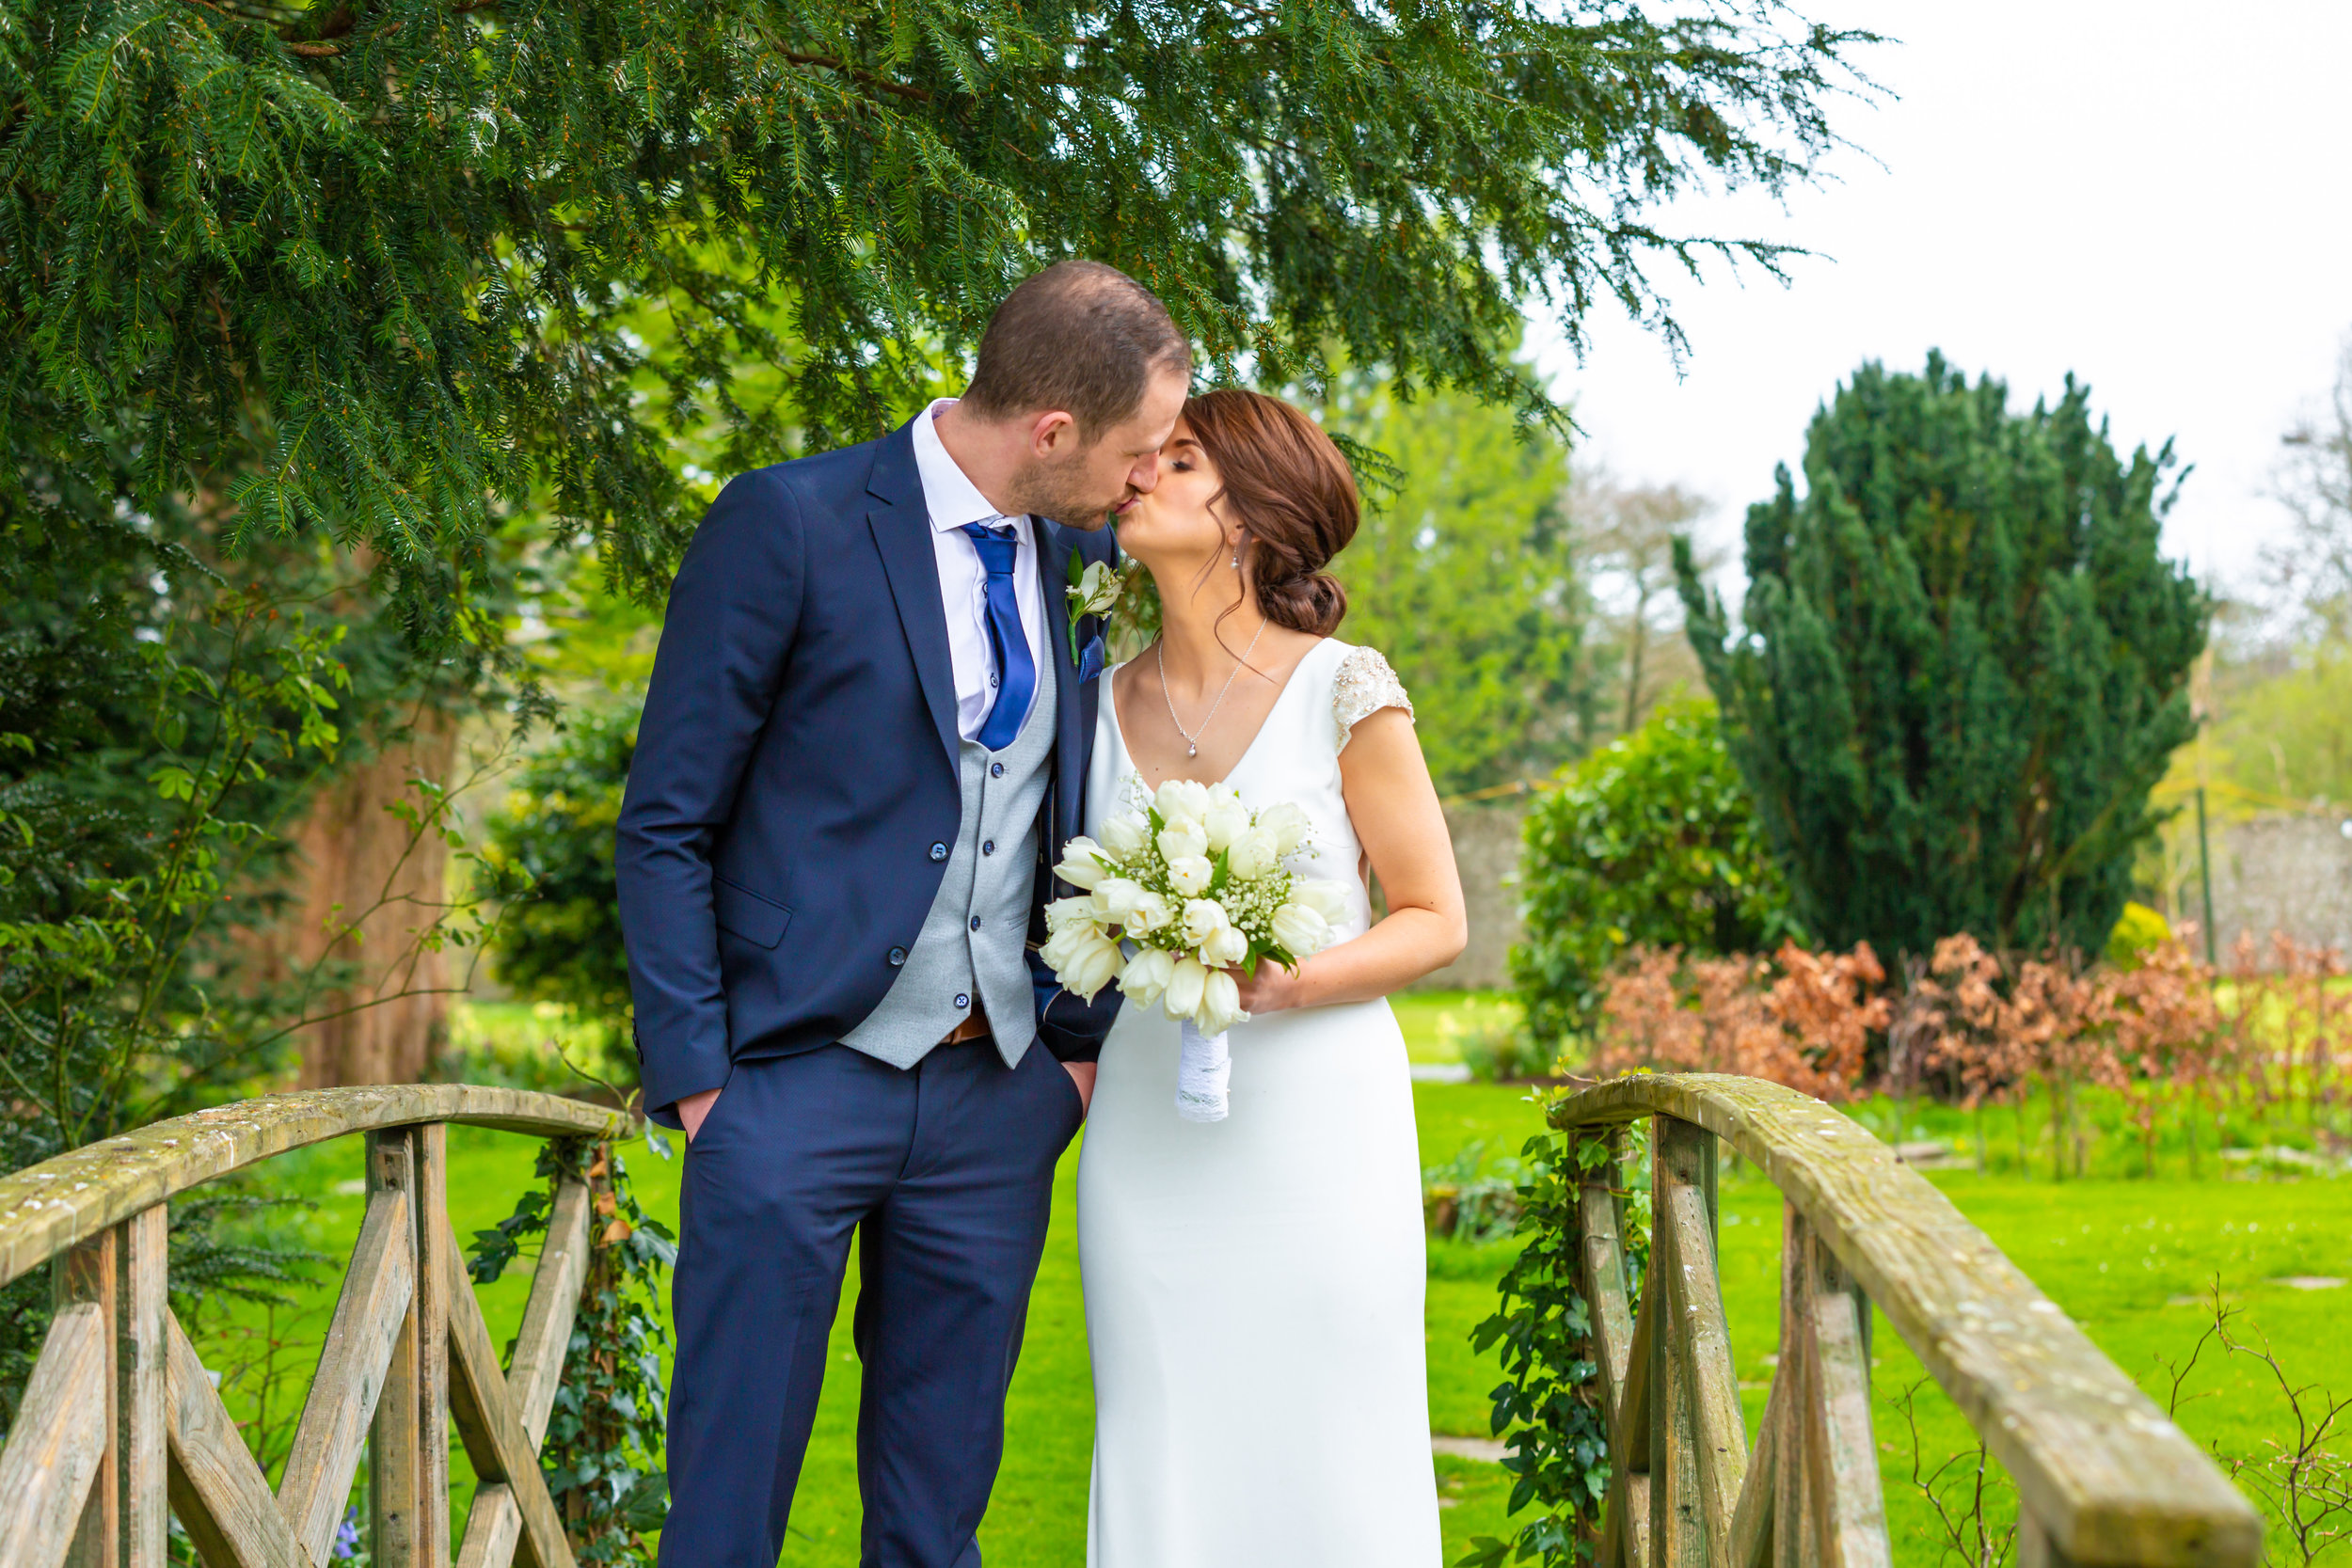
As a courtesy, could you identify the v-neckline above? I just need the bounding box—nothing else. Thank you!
[1109,638,1331,796]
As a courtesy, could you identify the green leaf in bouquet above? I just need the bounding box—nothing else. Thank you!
[1207,847,1231,895]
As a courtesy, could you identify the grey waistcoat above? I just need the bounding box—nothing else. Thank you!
[840,637,1058,1070]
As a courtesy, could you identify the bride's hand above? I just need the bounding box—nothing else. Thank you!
[1232,958,1310,1016]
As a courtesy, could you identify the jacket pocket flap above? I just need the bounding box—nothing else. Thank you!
[712,876,792,950]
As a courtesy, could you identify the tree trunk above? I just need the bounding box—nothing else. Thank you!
[278,714,461,1087]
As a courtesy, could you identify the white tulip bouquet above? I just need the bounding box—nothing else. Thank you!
[1040,777,1350,1121]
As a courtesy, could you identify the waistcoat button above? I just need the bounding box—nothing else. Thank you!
[888,946,908,966]
[990,762,1005,778]
[982,839,995,856]
[955,992,970,1009]
[969,916,982,931]
[929,842,947,862]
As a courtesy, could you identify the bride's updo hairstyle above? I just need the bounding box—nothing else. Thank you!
[1180,388,1358,637]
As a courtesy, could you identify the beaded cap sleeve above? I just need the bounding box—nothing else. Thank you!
[1332,644,1413,752]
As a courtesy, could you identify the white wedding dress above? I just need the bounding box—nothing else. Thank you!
[1077,635,1441,1566]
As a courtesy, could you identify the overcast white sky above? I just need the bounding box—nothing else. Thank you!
[1527,0,2352,602]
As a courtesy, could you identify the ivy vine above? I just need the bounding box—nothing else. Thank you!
[1461,1117,1652,1567]
[470,1136,675,1563]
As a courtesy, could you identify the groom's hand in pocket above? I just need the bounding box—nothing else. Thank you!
[1065,1061,1096,1116]
[678,1086,722,1144]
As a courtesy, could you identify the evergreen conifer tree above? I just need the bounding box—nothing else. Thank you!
[1677,353,2206,958]
[5,0,1872,634]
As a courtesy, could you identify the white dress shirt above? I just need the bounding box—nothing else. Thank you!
[910,398,1045,741]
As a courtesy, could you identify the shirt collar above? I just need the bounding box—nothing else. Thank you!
[911,398,1022,538]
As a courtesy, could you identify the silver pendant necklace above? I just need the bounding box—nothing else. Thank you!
[1158,618,1267,759]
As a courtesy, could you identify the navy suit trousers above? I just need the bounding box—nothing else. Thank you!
[660,1039,1085,1568]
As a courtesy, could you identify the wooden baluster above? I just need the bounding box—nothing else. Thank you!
[369,1129,424,1568]
[121,1208,168,1568]
[1581,1127,1650,1566]
[1658,1117,1747,1561]
[58,1230,119,1568]
[1792,1211,1889,1567]
[415,1125,452,1568]
[1772,1201,1818,1568]
[1648,1117,1708,1565]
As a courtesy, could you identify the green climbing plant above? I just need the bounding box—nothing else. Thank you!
[470,1137,676,1563]
[1463,1119,1652,1566]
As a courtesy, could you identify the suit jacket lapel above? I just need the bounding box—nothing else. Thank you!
[1036,520,1087,846]
[866,423,961,779]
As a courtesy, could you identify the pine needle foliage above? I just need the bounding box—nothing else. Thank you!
[6,0,1873,639]
[1677,353,2208,960]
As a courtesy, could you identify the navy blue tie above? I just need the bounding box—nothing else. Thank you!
[961,522,1037,752]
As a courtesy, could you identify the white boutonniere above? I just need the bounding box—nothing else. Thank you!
[1065,557,1123,662]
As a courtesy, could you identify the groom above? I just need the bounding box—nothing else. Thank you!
[616,261,1188,1566]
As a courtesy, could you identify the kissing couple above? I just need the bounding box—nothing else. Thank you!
[616,261,1470,1566]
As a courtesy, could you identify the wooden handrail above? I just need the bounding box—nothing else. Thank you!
[0,1085,625,1292]
[0,1085,627,1568]
[1553,1072,2264,1568]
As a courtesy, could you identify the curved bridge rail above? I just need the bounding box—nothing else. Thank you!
[0,1085,628,1568]
[1556,1074,2262,1568]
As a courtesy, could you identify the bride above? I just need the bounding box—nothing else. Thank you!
[1077,388,1469,1563]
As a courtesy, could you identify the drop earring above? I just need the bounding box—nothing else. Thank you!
[1231,538,1243,569]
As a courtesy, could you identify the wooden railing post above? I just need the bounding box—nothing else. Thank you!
[368,1127,426,1568]
[415,1124,452,1568]
[121,1207,168,1568]
[56,1231,117,1568]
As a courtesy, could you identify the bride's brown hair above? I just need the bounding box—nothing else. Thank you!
[1180,388,1358,637]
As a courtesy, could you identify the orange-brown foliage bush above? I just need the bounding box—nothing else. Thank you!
[1593,942,1890,1102]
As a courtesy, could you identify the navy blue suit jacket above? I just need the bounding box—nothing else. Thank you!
[615,420,1122,1125]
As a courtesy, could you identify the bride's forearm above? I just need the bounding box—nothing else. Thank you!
[1243,904,1466,1012]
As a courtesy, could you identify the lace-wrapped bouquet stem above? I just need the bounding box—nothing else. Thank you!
[1040,776,1350,1121]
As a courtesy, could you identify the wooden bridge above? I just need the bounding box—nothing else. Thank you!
[0,1072,2274,1566]
[0,1085,626,1568]
[1559,1073,2262,1567]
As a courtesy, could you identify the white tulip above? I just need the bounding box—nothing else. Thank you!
[1044,895,1097,933]
[1294,877,1351,921]
[1167,855,1216,897]
[1120,946,1175,1009]
[1199,967,1247,1034]
[1125,891,1172,933]
[1182,897,1232,947]
[1054,837,1108,889]
[1153,777,1212,829]
[1092,878,1149,923]
[1200,924,1249,968]
[1101,811,1151,856]
[1201,796,1251,852]
[1164,955,1209,1021]
[1224,826,1279,879]
[1258,800,1311,854]
[1271,901,1331,957]
[1039,922,1095,974]
[1156,822,1208,863]
[1064,933,1123,1001]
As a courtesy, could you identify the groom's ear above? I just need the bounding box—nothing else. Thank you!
[1028,409,1081,460]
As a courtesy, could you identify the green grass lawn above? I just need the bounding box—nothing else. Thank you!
[192,1063,2352,1564]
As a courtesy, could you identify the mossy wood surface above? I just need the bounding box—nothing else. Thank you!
[1556,1074,2262,1567]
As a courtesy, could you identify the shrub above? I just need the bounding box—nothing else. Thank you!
[1592,942,1889,1101]
[2107,901,2173,967]
[1458,1021,1555,1085]
[482,710,634,1022]
[1512,701,1799,1046]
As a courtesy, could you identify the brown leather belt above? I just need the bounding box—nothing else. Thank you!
[940,1012,991,1046]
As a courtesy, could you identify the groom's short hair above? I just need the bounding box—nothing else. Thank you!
[961,261,1191,437]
